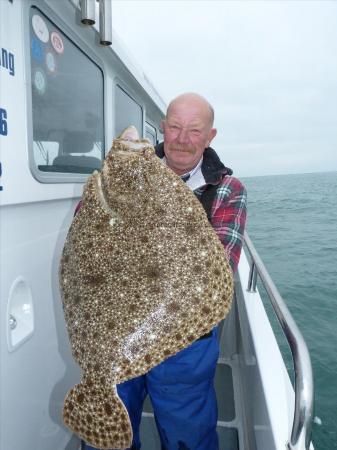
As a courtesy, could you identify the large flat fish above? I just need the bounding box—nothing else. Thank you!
[60,126,234,449]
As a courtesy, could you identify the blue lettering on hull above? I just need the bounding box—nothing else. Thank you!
[0,108,8,136]
[0,47,15,76]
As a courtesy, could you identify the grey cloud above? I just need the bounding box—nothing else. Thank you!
[112,1,337,176]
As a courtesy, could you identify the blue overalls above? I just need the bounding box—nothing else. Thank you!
[83,327,219,450]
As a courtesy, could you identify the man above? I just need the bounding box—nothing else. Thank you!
[158,92,246,273]
[85,93,247,450]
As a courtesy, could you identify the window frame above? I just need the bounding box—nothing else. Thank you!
[114,79,144,139]
[25,1,106,184]
[145,121,158,146]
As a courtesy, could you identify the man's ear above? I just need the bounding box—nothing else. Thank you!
[207,128,217,147]
[161,119,166,134]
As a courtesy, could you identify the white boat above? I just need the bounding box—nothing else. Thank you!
[0,1,314,449]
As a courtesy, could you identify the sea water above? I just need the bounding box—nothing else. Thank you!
[242,171,337,449]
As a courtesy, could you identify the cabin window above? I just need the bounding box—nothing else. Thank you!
[145,122,157,145]
[29,7,104,176]
[115,85,143,137]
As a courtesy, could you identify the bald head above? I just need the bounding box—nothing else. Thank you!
[162,92,217,175]
[166,93,215,129]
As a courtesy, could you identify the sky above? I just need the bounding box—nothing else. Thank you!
[110,1,337,177]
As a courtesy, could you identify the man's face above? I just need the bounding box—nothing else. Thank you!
[162,100,217,175]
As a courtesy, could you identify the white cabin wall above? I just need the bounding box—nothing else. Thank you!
[1,1,165,449]
[1,202,81,450]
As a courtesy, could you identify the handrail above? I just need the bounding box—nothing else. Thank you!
[243,231,314,450]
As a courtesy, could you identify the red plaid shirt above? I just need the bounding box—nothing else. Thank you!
[195,176,247,273]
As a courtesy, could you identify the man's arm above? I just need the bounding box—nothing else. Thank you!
[211,177,247,273]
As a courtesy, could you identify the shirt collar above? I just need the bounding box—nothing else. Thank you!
[161,156,206,190]
[162,155,203,180]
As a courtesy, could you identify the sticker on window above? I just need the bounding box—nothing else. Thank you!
[31,37,44,64]
[33,68,47,95]
[51,32,64,54]
[45,51,56,74]
[32,15,49,43]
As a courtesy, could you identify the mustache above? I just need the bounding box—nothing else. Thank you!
[170,146,196,154]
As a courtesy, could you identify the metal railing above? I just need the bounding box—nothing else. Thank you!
[244,231,314,450]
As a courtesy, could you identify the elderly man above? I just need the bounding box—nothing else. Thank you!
[159,92,246,273]
[84,93,247,450]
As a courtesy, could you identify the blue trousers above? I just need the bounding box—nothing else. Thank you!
[83,328,219,450]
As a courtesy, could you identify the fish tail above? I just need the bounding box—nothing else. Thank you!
[63,378,132,449]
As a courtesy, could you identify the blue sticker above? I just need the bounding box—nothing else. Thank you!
[0,108,8,136]
[31,37,44,64]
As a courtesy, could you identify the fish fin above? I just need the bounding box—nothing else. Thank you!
[63,379,132,450]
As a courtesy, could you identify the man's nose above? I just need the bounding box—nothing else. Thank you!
[176,128,189,145]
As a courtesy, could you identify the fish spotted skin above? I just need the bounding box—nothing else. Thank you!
[60,126,234,449]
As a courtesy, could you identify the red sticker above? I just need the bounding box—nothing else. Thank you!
[51,32,64,54]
